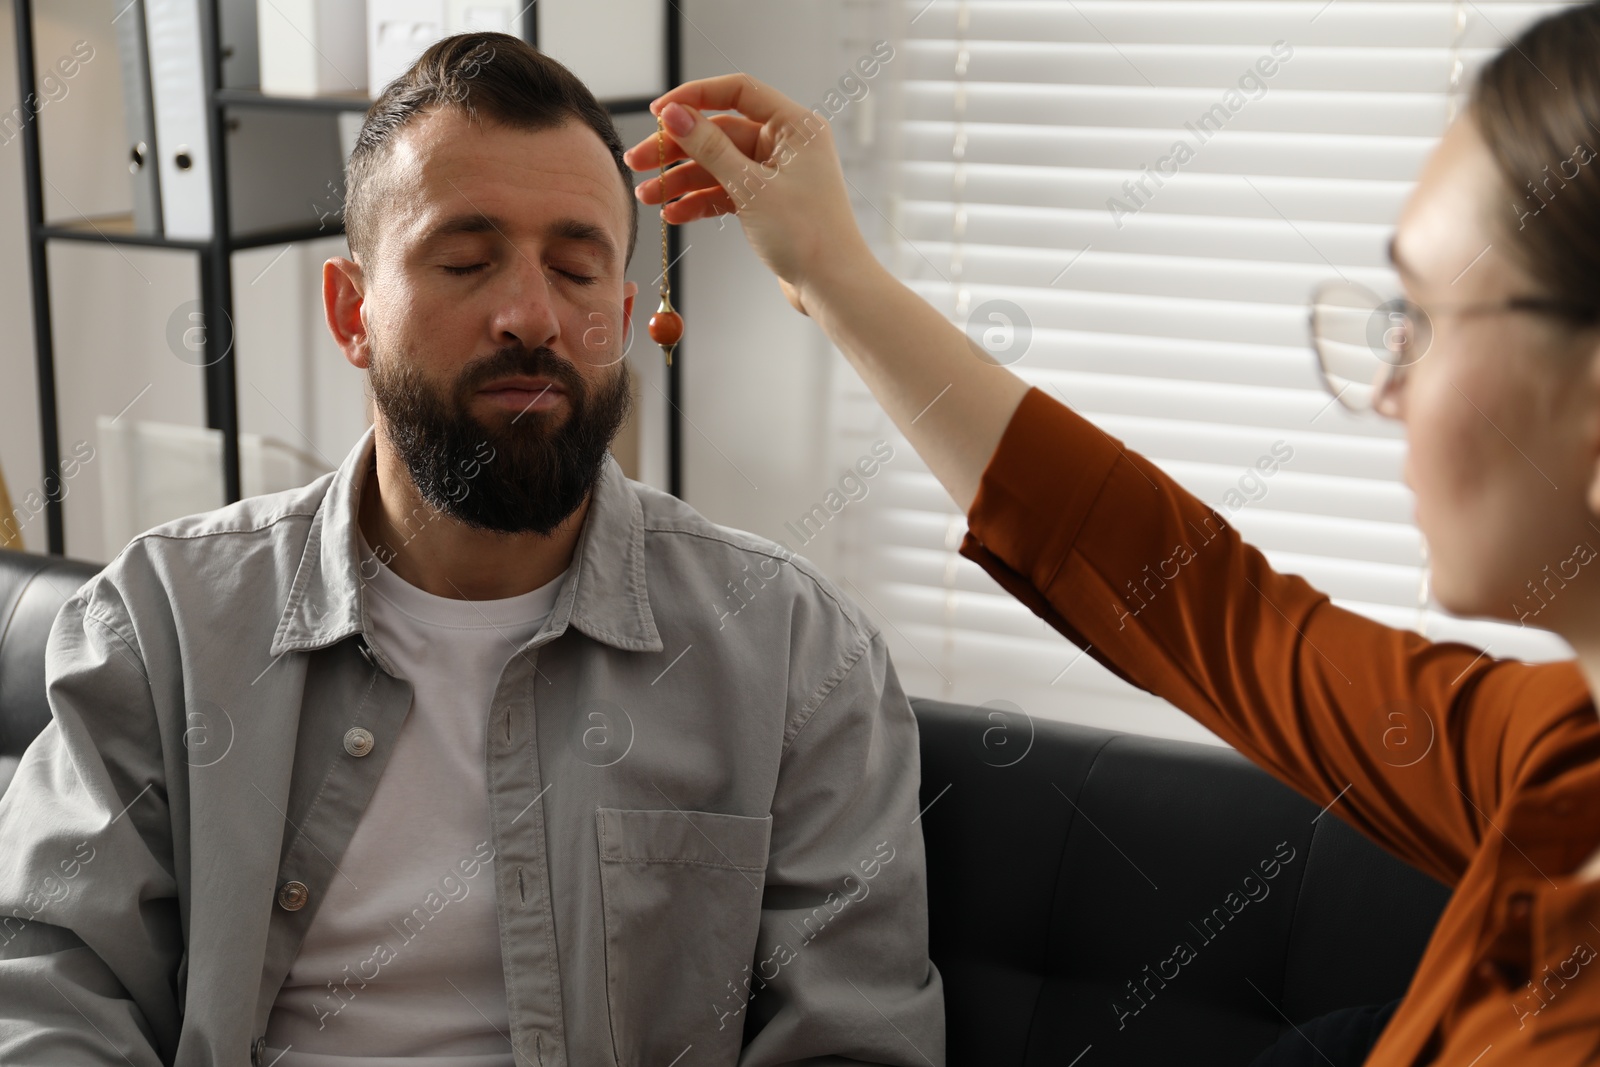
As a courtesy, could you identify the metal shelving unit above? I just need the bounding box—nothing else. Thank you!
[13,1,684,557]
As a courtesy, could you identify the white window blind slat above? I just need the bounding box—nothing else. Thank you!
[898,121,1441,174]
[901,2,1555,47]
[901,241,1392,299]
[898,162,1414,222]
[903,83,1456,136]
[901,41,1507,91]
[900,280,1327,347]
[902,207,1394,267]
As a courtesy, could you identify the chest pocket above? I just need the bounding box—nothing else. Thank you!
[595,807,772,1067]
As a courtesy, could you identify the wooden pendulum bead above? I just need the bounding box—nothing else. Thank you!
[649,293,684,365]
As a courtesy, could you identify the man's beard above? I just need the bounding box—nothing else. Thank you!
[368,332,633,536]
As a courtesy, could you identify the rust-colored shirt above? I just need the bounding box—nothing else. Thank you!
[956,386,1600,1065]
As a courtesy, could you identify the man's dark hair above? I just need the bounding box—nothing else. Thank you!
[343,32,639,270]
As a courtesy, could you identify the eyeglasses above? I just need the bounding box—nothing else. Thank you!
[1307,279,1599,415]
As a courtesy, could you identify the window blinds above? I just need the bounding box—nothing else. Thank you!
[828,0,1578,745]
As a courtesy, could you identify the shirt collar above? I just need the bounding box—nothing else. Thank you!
[271,426,663,657]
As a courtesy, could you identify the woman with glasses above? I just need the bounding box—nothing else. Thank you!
[627,1,1600,1064]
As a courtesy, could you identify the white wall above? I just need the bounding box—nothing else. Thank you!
[677,0,868,575]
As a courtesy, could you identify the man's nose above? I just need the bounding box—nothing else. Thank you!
[492,257,563,350]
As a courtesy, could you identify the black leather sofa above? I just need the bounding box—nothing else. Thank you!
[0,546,1449,1065]
[915,698,1449,1065]
[0,548,93,797]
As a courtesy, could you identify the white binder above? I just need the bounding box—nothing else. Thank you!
[112,0,163,234]
[143,0,212,239]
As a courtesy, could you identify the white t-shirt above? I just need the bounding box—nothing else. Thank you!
[262,531,567,1067]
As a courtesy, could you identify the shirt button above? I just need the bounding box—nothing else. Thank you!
[1476,959,1502,984]
[343,727,375,757]
[357,639,376,668]
[251,1036,266,1066]
[277,880,309,911]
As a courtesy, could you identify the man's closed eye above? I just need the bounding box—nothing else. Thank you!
[442,263,597,285]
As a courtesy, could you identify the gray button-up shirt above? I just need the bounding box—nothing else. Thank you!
[0,427,944,1067]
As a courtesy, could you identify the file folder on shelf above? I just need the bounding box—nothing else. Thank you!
[113,0,163,234]
[227,106,346,237]
[143,0,212,239]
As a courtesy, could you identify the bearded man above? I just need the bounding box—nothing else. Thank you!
[0,32,942,1067]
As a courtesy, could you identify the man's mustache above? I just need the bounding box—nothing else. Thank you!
[456,347,584,403]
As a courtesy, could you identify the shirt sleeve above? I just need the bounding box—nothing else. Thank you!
[0,580,182,1065]
[956,385,1597,887]
[734,628,946,1067]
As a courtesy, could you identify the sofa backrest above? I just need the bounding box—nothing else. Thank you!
[0,548,102,795]
[910,696,1451,1066]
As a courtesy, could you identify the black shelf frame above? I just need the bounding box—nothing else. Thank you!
[14,0,684,557]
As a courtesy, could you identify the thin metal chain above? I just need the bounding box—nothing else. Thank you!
[657,114,671,299]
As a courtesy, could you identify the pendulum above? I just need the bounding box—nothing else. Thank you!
[647,113,684,366]
[648,115,684,365]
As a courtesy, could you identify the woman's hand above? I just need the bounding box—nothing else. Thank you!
[622,75,873,317]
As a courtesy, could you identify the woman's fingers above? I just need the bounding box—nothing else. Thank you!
[644,100,790,198]
[636,160,720,207]
[647,73,794,126]
[621,73,865,299]
[622,113,762,172]
[661,185,738,226]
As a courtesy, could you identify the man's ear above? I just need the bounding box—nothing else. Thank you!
[324,256,370,370]
[622,279,639,351]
